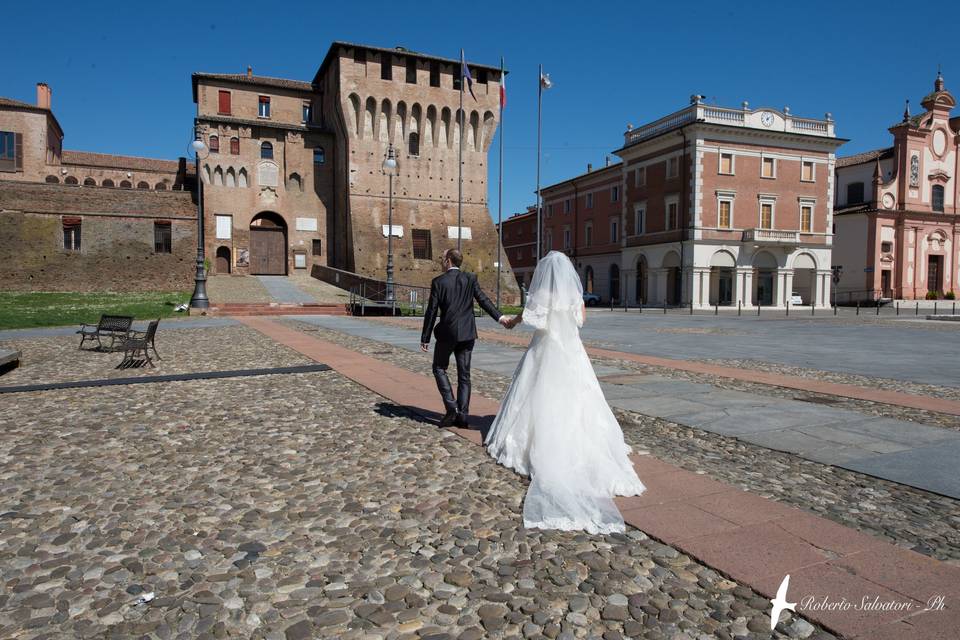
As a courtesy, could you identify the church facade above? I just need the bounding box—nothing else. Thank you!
[833,73,959,301]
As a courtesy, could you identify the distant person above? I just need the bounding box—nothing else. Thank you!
[420,249,510,427]
[486,251,645,534]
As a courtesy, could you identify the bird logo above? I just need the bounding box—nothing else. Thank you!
[770,575,797,631]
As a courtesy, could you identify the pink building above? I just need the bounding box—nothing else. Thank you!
[834,72,959,301]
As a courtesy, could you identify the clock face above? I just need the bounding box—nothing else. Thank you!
[760,112,775,127]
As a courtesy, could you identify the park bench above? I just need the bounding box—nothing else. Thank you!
[77,315,134,351]
[116,319,161,369]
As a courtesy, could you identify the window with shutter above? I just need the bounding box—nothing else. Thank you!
[15,133,23,171]
[312,239,322,256]
[63,218,82,252]
[218,90,231,115]
[0,131,15,172]
[230,137,240,155]
[412,229,432,260]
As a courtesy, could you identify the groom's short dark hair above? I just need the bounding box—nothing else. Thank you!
[446,249,463,267]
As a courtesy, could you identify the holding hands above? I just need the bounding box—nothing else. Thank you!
[499,314,522,330]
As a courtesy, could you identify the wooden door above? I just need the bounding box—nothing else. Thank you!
[251,228,286,275]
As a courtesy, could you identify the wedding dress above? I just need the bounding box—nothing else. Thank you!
[485,251,645,534]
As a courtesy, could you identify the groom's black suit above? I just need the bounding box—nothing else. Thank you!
[421,267,501,421]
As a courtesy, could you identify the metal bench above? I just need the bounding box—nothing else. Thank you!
[116,319,161,369]
[78,315,134,351]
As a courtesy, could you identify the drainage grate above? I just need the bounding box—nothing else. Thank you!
[0,364,331,395]
[793,395,842,405]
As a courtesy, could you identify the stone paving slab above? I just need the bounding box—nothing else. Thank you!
[255,276,317,304]
[840,439,960,498]
[239,316,960,640]
[0,347,20,368]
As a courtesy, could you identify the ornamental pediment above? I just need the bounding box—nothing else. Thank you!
[928,169,950,183]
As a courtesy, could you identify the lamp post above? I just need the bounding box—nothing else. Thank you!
[189,132,209,309]
[382,143,399,306]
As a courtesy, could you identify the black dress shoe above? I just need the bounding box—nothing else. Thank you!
[454,413,468,427]
[439,410,458,428]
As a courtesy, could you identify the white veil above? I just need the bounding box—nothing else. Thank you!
[521,251,584,331]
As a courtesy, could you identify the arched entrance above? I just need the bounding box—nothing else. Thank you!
[250,212,287,275]
[792,253,817,305]
[662,251,681,305]
[709,250,736,306]
[753,251,778,306]
[635,256,648,304]
[215,246,232,274]
[609,264,621,303]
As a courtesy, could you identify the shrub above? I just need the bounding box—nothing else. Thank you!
[945,291,956,300]
[925,291,939,300]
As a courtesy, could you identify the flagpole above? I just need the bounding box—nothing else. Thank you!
[536,63,543,263]
[457,49,465,252]
[496,56,504,308]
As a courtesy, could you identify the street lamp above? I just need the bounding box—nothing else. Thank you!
[382,143,399,306]
[189,132,209,309]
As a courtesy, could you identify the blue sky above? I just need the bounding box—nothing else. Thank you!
[7,0,957,221]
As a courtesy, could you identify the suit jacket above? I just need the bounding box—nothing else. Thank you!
[421,268,501,344]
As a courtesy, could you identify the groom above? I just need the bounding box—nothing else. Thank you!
[421,248,511,427]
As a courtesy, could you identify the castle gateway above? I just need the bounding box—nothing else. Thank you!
[194,42,518,296]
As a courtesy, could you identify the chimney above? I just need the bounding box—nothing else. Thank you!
[36,83,52,110]
[587,163,593,173]
[246,65,253,78]
[605,155,612,167]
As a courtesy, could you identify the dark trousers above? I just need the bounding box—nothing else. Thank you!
[432,339,474,416]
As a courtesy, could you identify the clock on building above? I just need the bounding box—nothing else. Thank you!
[760,111,775,127]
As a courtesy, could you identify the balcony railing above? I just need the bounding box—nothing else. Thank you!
[742,228,800,244]
[623,103,835,146]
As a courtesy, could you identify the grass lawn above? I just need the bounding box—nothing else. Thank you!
[0,291,191,330]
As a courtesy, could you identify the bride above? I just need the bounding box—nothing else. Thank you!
[486,251,645,534]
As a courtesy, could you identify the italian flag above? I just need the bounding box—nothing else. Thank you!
[500,69,507,110]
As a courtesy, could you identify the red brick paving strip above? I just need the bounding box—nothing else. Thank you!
[239,316,959,639]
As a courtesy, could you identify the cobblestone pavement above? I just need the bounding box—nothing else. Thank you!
[290,321,960,566]
[0,334,831,639]
[0,326,312,387]
[206,276,275,304]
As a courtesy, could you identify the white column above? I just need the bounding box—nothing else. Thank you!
[817,270,832,308]
[738,268,754,307]
[782,269,794,308]
[692,268,710,308]
[655,268,668,305]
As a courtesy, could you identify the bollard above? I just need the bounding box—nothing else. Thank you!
[758,303,761,317]
[833,303,837,316]
[664,300,667,314]
[639,298,642,314]
[786,301,790,317]
[690,300,694,315]
[811,302,815,316]
[934,301,938,315]
[876,300,880,316]
[916,302,919,316]
[896,301,899,316]
[715,301,719,316]
[856,301,860,316]
[738,300,742,316]
[610,296,614,311]
[953,302,956,316]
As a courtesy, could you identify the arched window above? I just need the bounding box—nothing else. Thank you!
[932,184,945,212]
[155,182,167,190]
[288,173,302,191]
[260,141,273,160]
[120,180,132,188]
[238,168,248,188]
[137,181,150,189]
[209,135,219,153]
[408,132,420,156]
[83,178,97,186]
[102,179,115,188]
[313,147,325,165]
[65,176,79,185]
[45,175,59,183]
[230,137,240,155]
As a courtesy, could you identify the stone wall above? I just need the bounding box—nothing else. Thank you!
[0,181,197,291]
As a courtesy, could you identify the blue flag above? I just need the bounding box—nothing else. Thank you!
[461,52,477,101]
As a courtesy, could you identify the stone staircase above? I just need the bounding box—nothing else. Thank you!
[204,302,350,317]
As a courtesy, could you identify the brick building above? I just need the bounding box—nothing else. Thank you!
[0,84,197,292]
[833,72,959,301]
[505,96,843,308]
[500,206,537,288]
[194,42,518,297]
